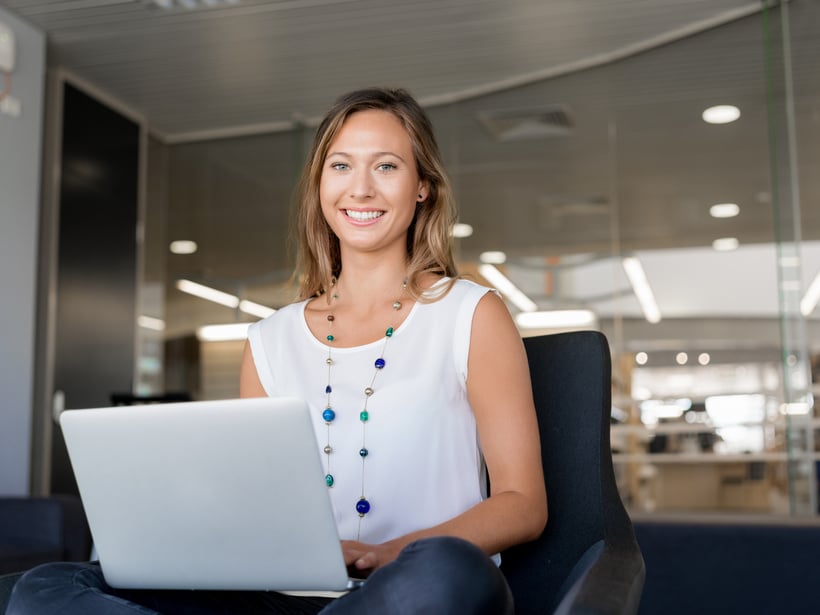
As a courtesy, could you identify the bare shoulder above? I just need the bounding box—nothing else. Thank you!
[468,290,530,380]
[472,289,519,336]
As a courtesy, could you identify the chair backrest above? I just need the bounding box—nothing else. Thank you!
[500,331,639,613]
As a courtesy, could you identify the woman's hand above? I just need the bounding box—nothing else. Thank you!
[341,540,402,577]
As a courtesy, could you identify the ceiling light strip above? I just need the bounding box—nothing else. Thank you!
[622,257,661,324]
[477,264,537,313]
[197,323,250,342]
[515,310,596,329]
[800,271,820,316]
[176,279,240,308]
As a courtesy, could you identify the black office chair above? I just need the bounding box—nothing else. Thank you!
[1,331,644,614]
[500,331,645,614]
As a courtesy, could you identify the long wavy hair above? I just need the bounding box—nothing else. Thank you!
[293,87,459,302]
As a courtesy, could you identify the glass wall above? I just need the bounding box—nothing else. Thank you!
[138,3,820,517]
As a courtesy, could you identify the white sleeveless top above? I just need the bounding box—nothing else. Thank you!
[247,278,492,546]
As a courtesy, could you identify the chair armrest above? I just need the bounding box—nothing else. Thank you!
[0,497,91,570]
[554,542,645,615]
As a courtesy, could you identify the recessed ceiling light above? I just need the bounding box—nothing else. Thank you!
[452,223,473,238]
[479,251,507,264]
[635,352,648,365]
[712,237,739,251]
[676,352,688,365]
[698,353,711,366]
[170,240,198,254]
[709,203,740,218]
[702,105,741,124]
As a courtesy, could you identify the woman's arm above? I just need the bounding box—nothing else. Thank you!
[239,341,268,398]
[344,291,547,572]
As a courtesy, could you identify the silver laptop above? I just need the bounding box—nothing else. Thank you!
[60,396,360,592]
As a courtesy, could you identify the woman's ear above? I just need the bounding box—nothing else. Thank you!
[417,181,430,203]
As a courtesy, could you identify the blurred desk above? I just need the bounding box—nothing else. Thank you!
[651,461,769,511]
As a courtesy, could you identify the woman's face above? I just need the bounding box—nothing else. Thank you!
[319,109,428,259]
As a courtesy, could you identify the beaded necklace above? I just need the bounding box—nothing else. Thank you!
[322,278,407,541]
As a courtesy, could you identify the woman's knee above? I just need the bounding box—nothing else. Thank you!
[8,562,108,615]
[395,537,513,614]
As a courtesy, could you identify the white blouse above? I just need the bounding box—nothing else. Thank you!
[247,278,492,546]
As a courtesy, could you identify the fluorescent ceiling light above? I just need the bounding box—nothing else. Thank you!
[239,300,276,319]
[176,279,276,317]
[169,240,198,255]
[452,223,473,238]
[137,315,165,331]
[477,264,537,312]
[479,251,507,264]
[622,257,661,323]
[709,203,740,218]
[712,237,739,251]
[176,279,239,308]
[780,402,811,416]
[515,309,596,329]
[197,323,250,342]
[702,105,741,124]
[801,270,820,316]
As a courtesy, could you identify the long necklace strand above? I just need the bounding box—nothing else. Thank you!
[323,280,406,541]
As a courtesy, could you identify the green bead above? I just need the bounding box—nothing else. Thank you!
[326,474,334,487]
[386,327,394,337]
[327,334,334,341]
[360,411,369,422]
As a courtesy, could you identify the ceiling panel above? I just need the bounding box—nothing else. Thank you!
[1,0,764,137]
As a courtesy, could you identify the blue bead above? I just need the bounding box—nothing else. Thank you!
[374,358,386,369]
[356,498,370,515]
[325,385,332,394]
[325,474,334,487]
[322,408,335,422]
[359,448,368,457]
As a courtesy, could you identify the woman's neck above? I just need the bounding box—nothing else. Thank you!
[333,249,409,310]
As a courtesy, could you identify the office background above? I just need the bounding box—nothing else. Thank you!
[1,0,819,519]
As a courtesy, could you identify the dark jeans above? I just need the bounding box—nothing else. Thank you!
[8,537,513,615]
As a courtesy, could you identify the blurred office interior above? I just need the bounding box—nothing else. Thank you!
[1,0,819,520]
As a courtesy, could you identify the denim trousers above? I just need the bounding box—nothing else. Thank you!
[8,537,514,615]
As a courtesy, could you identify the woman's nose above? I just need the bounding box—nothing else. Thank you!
[350,169,374,199]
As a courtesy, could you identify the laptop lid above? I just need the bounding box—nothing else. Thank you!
[60,397,353,591]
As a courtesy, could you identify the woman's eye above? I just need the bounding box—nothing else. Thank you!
[330,162,349,171]
[377,163,397,172]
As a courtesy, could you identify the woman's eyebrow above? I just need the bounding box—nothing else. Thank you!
[326,150,407,163]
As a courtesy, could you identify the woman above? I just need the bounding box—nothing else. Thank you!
[9,88,546,615]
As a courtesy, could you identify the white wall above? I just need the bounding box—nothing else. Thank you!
[0,7,45,495]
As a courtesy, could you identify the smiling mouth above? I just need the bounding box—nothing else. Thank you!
[345,210,384,221]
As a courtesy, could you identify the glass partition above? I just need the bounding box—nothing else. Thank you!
[138,2,820,518]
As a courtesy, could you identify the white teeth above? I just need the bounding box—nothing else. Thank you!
[346,210,384,221]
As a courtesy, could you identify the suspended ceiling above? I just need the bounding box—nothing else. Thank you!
[2,0,819,345]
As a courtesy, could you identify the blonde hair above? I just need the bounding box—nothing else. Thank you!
[293,87,459,302]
